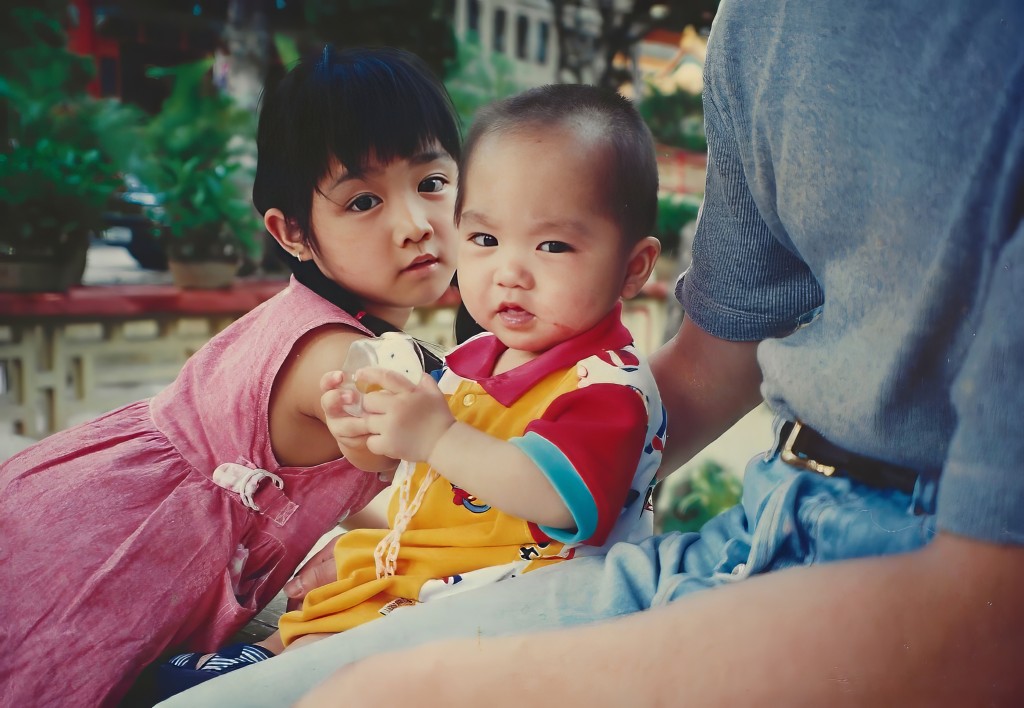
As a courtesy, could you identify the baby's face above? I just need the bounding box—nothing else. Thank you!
[455,128,631,362]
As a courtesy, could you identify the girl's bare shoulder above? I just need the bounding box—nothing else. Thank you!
[274,324,371,418]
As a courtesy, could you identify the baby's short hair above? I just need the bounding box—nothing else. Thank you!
[456,84,659,244]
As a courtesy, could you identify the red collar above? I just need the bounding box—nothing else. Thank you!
[445,303,632,407]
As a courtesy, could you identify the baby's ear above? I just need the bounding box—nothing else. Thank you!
[620,236,661,300]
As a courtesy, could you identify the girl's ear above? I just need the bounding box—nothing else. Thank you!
[264,208,307,260]
[620,236,662,300]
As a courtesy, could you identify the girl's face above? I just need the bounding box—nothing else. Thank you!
[456,128,636,366]
[308,146,458,325]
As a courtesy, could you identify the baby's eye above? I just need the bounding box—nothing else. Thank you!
[348,194,381,212]
[538,241,572,253]
[419,176,448,193]
[470,233,498,247]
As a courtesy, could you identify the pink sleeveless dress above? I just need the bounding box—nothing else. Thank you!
[0,277,387,707]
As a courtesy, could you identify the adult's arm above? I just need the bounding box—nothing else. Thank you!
[296,532,1024,707]
[650,315,763,476]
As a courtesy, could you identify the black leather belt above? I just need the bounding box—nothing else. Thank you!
[778,421,919,495]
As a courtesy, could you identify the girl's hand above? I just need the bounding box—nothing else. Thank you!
[320,370,373,449]
[283,533,340,611]
[358,367,455,463]
[320,370,398,475]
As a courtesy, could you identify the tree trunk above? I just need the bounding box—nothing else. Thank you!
[220,0,272,111]
[550,0,663,90]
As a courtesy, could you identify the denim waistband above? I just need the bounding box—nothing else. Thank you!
[767,415,938,516]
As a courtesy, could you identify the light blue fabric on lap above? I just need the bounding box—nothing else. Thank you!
[160,424,936,708]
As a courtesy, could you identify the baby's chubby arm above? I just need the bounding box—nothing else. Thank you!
[356,368,573,529]
[319,369,400,476]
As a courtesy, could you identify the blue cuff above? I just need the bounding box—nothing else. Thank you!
[509,431,597,544]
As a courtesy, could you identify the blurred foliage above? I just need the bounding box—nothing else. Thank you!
[0,138,117,254]
[0,4,141,259]
[443,34,525,133]
[654,192,702,255]
[127,59,259,262]
[658,460,742,534]
[273,32,301,68]
[640,83,707,152]
[0,1,84,104]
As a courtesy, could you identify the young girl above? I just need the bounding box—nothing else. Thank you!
[0,46,460,708]
[157,84,669,704]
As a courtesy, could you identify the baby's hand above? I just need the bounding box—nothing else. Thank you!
[358,367,455,463]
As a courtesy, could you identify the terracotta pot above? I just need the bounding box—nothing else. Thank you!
[0,241,88,293]
[168,260,237,289]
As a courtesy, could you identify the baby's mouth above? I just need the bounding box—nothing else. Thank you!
[498,304,534,327]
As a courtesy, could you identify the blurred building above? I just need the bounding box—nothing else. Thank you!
[451,0,560,85]
[67,0,604,108]
[67,1,708,107]
[449,0,623,86]
[629,24,706,95]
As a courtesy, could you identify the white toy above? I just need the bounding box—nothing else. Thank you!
[341,332,425,416]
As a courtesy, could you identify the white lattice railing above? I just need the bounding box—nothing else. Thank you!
[1,281,670,439]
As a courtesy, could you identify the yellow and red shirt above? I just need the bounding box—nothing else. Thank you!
[279,305,666,643]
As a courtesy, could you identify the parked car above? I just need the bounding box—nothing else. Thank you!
[97,175,168,271]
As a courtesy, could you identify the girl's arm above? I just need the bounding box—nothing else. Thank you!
[269,325,399,474]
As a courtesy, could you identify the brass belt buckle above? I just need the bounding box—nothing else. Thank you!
[780,421,837,477]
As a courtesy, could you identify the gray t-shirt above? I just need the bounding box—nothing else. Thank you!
[679,0,1024,544]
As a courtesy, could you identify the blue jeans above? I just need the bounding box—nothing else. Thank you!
[160,421,937,707]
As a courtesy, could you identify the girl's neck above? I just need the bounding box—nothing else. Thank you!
[287,258,401,335]
[286,260,444,372]
[362,304,412,331]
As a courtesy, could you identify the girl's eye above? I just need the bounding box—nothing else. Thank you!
[470,233,498,247]
[348,194,381,212]
[539,241,572,253]
[419,176,447,193]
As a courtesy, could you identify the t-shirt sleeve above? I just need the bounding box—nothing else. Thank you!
[678,53,823,341]
[508,384,648,547]
[937,219,1024,544]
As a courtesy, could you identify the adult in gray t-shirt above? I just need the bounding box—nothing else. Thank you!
[682,0,1023,545]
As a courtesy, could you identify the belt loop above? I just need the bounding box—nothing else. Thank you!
[212,462,285,512]
[765,415,790,462]
[911,472,939,516]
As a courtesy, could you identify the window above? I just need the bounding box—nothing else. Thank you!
[516,15,529,60]
[537,20,549,64]
[493,8,507,53]
[468,0,480,34]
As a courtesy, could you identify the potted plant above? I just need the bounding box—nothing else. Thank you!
[0,137,120,292]
[129,59,260,289]
[655,460,742,534]
[0,5,138,292]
